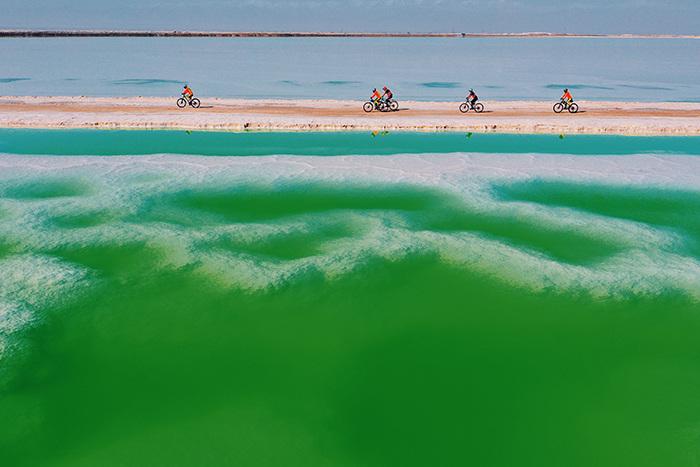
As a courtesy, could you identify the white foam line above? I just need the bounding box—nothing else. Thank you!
[0,255,88,360]
[1,151,700,359]
[3,152,700,188]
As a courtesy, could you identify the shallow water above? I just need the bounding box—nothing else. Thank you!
[1,132,700,466]
[1,37,700,101]
[2,129,700,156]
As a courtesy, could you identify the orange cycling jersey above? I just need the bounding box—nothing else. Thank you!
[183,88,193,97]
[562,91,572,101]
[371,90,382,100]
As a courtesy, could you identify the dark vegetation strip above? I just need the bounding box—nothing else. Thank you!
[1,31,698,38]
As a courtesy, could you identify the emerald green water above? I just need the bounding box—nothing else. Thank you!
[2,129,700,156]
[1,133,700,466]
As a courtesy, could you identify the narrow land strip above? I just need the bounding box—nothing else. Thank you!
[1,96,699,135]
[2,30,699,39]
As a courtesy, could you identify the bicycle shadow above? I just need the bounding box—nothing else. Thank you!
[457,110,495,114]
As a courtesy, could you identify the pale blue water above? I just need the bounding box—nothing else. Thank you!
[1,37,699,101]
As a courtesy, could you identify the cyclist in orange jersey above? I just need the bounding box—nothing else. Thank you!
[561,88,573,105]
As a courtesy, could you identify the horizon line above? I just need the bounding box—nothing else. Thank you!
[1,30,699,39]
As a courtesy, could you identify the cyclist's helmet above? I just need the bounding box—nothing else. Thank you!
[469,89,474,92]
[383,86,388,91]
[184,85,188,88]
[564,88,568,92]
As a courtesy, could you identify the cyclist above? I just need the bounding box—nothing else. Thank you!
[467,89,479,109]
[561,88,573,107]
[371,88,382,103]
[382,86,393,102]
[182,85,194,101]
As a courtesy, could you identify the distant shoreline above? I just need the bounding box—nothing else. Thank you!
[1,30,699,39]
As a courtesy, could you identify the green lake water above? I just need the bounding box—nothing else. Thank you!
[1,131,700,466]
[2,129,700,156]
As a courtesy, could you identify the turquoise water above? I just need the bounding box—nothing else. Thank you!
[2,129,700,156]
[2,131,700,466]
[1,37,699,101]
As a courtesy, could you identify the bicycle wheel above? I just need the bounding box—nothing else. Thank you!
[190,98,201,109]
[568,103,579,113]
[177,98,187,108]
[473,103,484,113]
[363,102,374,113]
[459,102,470,113]
[378,101,389,112]
[389,100,399,111]
[553,102,564,113]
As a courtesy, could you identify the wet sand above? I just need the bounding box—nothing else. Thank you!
[1,96,699,135]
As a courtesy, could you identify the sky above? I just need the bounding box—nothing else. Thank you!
[2,0,699,34]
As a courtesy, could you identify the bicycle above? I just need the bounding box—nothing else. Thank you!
[177,95,201,109]
[363,99,389,113]
[553,99,579,113]
[459,100,485,113]
[385,98,399,111]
